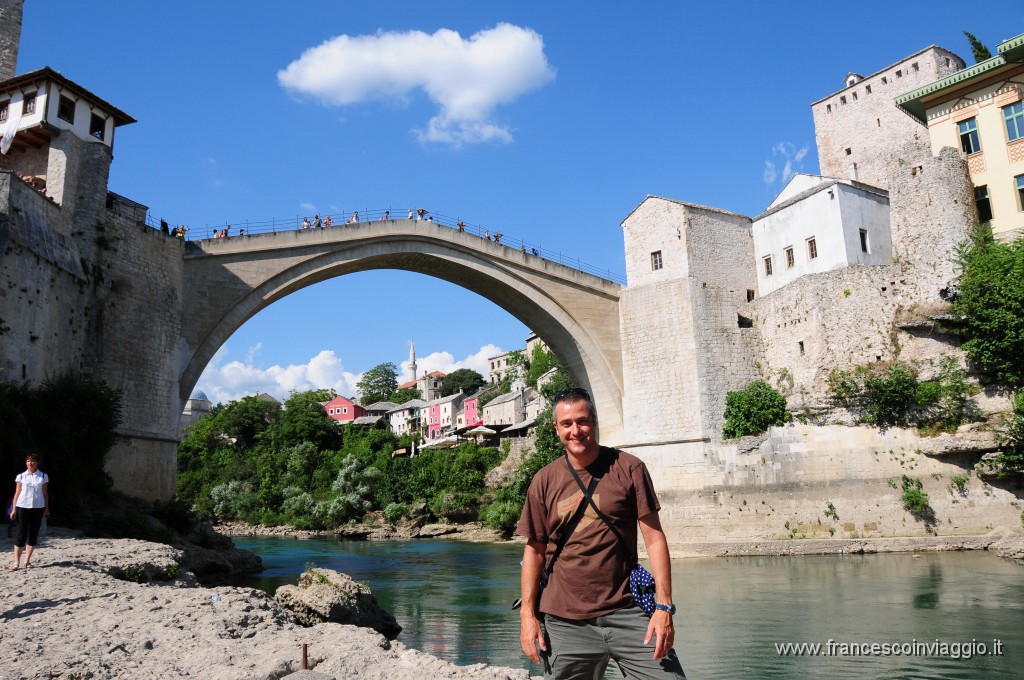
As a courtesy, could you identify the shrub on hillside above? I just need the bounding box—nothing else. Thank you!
[722,380,790,439]
[951,226,1024,388]
[829,359,977,431]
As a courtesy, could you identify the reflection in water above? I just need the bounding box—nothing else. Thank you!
[232,538,1024,679]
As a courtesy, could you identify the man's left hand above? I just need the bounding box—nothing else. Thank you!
[644,610,674,660]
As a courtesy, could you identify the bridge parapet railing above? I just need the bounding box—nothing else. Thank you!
[149,207,626,284]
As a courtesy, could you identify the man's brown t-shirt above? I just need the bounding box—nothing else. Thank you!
[516,447,660,620]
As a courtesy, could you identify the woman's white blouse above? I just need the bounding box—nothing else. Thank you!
[15,470,48,508]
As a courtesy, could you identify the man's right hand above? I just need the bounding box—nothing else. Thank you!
[519,612,547,663]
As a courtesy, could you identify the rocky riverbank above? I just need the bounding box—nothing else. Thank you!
[214,518,513,543]
[0,529,532,680]
[215,518,1024,563]
[670,528,1024,560]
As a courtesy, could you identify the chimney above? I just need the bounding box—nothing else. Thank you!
[0,1,25,81]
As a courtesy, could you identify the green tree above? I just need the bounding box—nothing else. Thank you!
[952,227,1024,388]
[357,362,398,405]
[389,386,422,403]
[525,345,557,388]
[276,389,342,450]
[861,363,921,427]
[18,374,123,512]
[214,396,280,449]
[722,380,790,439]
[987,391,1024,476]
[440,368,486,397]
[963,31,992,62]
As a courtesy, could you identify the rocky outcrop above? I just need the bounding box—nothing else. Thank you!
[991,528,1024,560]
[0,531,531,680]
[275,568,402,640]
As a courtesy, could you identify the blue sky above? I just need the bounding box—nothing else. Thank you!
[17,1,1013,403]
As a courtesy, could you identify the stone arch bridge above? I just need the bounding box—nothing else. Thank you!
[180,220,625,440]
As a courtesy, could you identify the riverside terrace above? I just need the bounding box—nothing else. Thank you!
[143,207,626,285]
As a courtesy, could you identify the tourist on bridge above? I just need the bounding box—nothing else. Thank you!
[517,388,686,679]
[350,211,359,224]
[457,220,466,232]
[324,214,333,228]
[10,453,49,571]
[407,209,414,220]
[313,214,322,228]
[380,210,390,221]
[302,217,311,229]
[532,247,539,256]
[416,208,428,221]
[484,229,490,240]
[493,232,502,244]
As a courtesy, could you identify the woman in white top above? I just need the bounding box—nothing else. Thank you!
[10,453,48,570]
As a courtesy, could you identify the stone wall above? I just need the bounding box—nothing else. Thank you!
[0,0,22,81]
[811,46,964,189]
[644,424,1023,546]
[1,165,184,499]
[888,145,975,301]
[747,144,976,403]
[88,212,184,498]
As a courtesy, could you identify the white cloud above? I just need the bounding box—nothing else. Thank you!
[764,142,809,186]
[278,23,555,147]
[299,202,317,213]
[399,343,503,382]
[196,346,360,404]
[196,343,505,404]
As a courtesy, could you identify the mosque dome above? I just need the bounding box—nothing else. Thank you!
[191,390,209,401]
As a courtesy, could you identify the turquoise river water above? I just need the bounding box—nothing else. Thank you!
[231,537,1024,679]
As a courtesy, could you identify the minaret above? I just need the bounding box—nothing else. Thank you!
[0,0,24,81]
[409,341,417,382]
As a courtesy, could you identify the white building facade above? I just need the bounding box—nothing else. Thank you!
[753,175,891,297]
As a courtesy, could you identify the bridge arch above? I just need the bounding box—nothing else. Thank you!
[181,222,625,440]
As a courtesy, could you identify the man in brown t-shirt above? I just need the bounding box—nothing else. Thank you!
[516,389,686,679]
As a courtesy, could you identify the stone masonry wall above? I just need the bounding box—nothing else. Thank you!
[0,0,22,81]
[647,424,1022,546]
[747,144,976,404]
[1,163,184,500]
[0,172,90,383]
[618,197,758,446]
[888,145,975,301]
[812,46,964,189]
[618,279,704,444]
[86,208,185,499]
[693,285,762,438]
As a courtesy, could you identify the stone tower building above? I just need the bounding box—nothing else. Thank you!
[811,45,965,189]
[0,0,24,81]
[617,198,761,487]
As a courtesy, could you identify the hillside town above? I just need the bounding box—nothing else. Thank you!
[180,333,554,449]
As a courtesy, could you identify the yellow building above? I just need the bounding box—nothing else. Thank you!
[896,33,1024,237]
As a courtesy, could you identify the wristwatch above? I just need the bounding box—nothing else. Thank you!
[654,603,676,615]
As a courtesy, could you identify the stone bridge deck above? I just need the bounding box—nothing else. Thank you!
[180,219,626,440]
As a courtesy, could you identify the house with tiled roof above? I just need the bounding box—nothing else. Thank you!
[323,395,365,423]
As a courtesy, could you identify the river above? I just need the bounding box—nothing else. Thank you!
[231,536,1024,679]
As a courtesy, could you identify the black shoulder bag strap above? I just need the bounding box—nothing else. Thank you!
[564,452,638,568]
[512,468,601,611]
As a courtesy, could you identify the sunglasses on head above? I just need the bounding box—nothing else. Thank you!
[553,387,591,401]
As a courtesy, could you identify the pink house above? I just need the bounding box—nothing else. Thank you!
[324,396,365,423]
[425,401,442,440]
[463,395,482,428]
